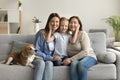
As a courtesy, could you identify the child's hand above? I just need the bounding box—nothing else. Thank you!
[53,56,62,61]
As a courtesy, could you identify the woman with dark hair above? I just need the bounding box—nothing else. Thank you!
[33,13,60,80]
[46,17,70,66]
[62,16,97,80]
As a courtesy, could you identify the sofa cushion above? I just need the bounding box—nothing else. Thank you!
[88,32,106,55]
[88,33,106,61]
[53,64,116,80]
[88,63,116,80]
[89,32,116,63]
[106,37,114,48]
[0,64,34,80]
[97,52,116,63]
[11,40,29,53]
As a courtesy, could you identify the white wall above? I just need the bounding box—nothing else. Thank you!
[0,0,17,9]
[0,0,120,37]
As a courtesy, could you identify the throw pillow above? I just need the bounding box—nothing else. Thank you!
[11,40,29,53]
[97,52,116,64]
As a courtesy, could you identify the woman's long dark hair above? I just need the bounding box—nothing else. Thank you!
[69,16,82,31]
[45,13,60,33]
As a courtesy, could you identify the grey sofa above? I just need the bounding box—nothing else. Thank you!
[0,32,119,80]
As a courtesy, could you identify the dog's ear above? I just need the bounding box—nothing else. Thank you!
[27,44,35,48]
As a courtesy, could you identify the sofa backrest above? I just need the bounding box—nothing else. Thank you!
[88,32,106,55]
[0,34,35,60]
[0,33,106,61]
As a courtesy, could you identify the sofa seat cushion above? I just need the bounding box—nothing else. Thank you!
[88,63,116,80]
[53,63,116,80]
[0,61,117,80]
[0,64,34,80]
[53,66,70,80]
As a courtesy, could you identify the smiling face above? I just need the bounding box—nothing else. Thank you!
[59,19,69,34]
[69,18,80,32]
[49,17,60,32]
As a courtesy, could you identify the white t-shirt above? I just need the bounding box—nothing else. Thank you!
[53,32,71,58]
[48,41,54,54]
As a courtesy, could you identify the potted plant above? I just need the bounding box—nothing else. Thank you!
[17,0,22,10]
[32,17,41,33]
[32,17,41,23]
[105,16,120,42]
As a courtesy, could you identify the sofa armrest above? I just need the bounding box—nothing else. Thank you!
[107,48,120,80]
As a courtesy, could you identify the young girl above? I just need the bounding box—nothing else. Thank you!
[47,17,71,66]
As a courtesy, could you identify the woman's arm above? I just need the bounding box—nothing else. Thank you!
[35,35,53,61]
[62,31,91,65]
[71,31,91,61]
[70,25,80,44]
[46,25,54,42]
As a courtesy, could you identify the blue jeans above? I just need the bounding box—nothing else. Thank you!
[70,56,97,80]
[33,59,53,80]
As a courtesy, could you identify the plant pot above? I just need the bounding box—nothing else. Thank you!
[114,30,119,42]
[34,23,40,33]
[113,42,120,47]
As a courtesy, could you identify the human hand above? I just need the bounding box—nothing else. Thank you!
[75,24,80,32]
[62,58,72,66]
[49,24,53,31]
[53,56,62,61]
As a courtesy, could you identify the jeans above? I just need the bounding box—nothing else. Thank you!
[33,58,53,80]
[70,56,97,80]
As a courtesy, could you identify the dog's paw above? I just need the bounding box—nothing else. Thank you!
[28,63,35,68]
[5,57,13,65]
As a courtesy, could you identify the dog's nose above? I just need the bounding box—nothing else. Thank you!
[35,50,37,52]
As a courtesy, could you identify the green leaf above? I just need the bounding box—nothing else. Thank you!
[105,16,120,41]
